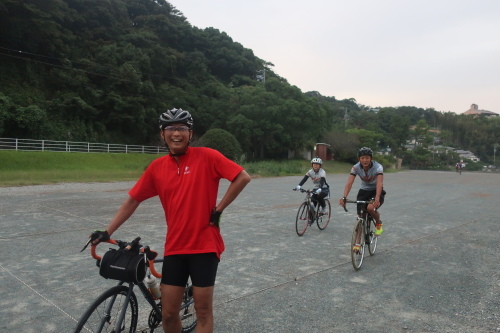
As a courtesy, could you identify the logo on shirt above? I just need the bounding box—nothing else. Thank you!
[360,175,376,183]
[184,166,191,175]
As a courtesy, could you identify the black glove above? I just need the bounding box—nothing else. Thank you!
[90,230,110,243]
[209,208,222,227]
[81,230,110,252]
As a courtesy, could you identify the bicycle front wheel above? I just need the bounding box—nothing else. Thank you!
[351,220,365,271]
[74,285,138,333]
[180,284,197,333]
[367,217,378,255]
[295,202,309,236]
[316,199,331,230]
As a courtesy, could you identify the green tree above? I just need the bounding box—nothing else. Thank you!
[345,128,382,151]
[323,131,360,163]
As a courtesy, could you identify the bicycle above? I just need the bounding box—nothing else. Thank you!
[74,238,197,333]
[341,199,378,271]
[293,188,331,236]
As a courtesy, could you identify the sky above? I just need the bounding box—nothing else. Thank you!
[168,0,500,114]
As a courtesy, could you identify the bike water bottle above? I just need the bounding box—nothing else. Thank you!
[145,274,161,299]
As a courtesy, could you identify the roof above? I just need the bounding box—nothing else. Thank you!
[463,104,498,117]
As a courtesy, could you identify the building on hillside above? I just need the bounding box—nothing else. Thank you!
[463,104,498,117]
[455,149,480,162]
[378,146,392,155]
[288,143,333,161]
[314,143,332,161]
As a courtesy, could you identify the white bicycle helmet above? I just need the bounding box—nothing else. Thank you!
[311,157,323,165]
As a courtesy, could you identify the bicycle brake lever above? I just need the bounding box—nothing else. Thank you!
[80,238,92,252]
[342,199,348,212]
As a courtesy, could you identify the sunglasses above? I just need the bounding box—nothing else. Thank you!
[163,126,190,133]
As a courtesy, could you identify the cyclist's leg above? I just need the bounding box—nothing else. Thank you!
[364,189,384,222]
[161,255,191,332]
[367,205,381,224]
[317,190,328,212]
[316,199,330,230]
[356,189,370,216]
[317,191,325,207]
[369,190,385,235]
[161,285,187,332]
[311,194,318,209]
[355,219,363,249]
[192,286,214,332]
[188,253,218,333]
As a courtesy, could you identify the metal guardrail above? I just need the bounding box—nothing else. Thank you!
[0,138,163,154]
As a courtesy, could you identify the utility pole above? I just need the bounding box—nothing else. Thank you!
[343,108,348,128]
[494,143,499,166]
[256,68,265,82]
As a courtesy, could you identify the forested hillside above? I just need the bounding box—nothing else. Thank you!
[0,0,498,165]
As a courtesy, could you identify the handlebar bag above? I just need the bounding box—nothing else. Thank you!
[99,248,146,283]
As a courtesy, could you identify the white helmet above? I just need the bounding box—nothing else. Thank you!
[311,157,322,165]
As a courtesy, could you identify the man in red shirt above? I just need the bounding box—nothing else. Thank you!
[90,108,251,333]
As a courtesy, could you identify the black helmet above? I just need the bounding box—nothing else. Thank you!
[159,108,193,130]
[357,147,373,157]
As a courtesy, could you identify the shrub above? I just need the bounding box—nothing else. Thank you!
[462,160,484,171]
[198,128,243,161]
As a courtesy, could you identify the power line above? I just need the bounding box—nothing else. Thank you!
[0,46,178,83]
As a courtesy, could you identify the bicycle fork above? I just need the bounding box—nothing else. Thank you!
[354,218,364,248]
[116,284,135,332]
[307,204,315,225]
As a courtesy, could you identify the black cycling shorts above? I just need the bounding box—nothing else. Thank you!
[161,253,219,288]
[356,189,386,214]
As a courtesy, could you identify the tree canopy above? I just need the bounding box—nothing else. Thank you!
[0,0,498,165]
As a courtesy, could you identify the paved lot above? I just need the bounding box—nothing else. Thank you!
[1,170,499,332]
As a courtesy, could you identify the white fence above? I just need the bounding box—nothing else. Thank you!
[0,138,163,154]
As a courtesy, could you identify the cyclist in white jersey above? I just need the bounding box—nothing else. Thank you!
[295,157,329,214]
[339,147,386,241]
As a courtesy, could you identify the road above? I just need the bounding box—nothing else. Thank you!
[0,170,499,332]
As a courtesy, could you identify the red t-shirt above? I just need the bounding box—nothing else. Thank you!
[128,147,243,259]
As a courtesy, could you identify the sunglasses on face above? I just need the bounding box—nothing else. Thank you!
[163,126,190,133]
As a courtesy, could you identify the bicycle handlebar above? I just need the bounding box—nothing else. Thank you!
[341,199,374,212]
[86,238,162,279]
[293,188,315,194]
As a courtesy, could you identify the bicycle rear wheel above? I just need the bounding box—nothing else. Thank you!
[316,199,331,230]
[367,217,378,255]
[74,285,138,333]
[180,284,197,333]
[351,220,365,271]
[295,202,309,236]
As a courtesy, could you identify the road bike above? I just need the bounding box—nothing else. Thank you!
[341,199,378,271]
[293,188,331,236]
[74,238,197,333]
